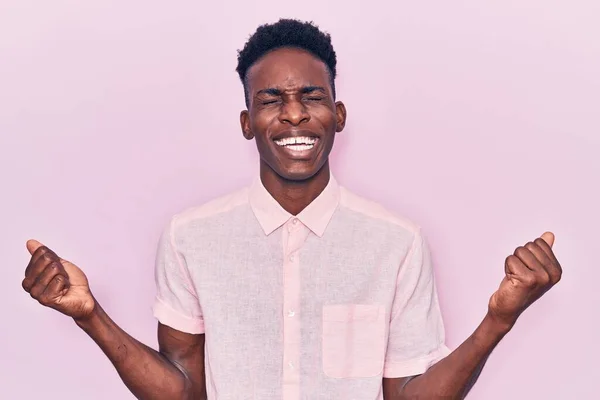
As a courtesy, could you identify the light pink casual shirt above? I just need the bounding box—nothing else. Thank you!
[153,176,450,400]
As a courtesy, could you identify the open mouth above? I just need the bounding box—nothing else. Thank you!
[273,136,318,152]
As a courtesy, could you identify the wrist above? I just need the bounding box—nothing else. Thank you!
[74,300,102,330]
[482,310,515,337]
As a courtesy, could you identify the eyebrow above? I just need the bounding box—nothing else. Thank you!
[256,88,282,96]
[301,86,327,94]
[255,85,327,97]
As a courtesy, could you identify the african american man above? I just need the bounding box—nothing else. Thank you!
[22,19,562,400]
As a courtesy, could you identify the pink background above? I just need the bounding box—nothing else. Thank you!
[1,1,598,398]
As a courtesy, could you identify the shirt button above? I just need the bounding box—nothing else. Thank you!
[288,310,295,317]
[289,255,295,262]
[292,218,299,225]
[288,361,294,369]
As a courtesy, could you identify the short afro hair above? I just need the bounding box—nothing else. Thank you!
[236,19,337,107]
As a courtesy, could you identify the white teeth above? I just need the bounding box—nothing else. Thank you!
[274,136,317,147]
[286,144,314,151]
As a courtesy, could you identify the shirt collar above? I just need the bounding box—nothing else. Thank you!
[249,175,340,237]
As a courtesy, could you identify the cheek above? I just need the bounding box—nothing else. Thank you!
[254,133,270,148]
[311,107,337,129]
[250,111,278,133]
[250,124,275,158]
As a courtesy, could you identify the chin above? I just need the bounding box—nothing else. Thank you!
[261,154,329,183]
[277,169,317,182]
[275,161,327,182]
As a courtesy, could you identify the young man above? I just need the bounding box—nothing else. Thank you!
[22,19,562,399]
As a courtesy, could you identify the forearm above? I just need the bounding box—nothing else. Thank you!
[75,302,191,400]
[398,313,512,399]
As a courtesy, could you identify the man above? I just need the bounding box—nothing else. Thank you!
[22,19,562,399]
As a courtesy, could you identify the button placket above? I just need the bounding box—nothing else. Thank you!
[281,219,305,393]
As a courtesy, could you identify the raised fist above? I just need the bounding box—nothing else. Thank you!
[22,240,95,320]
[489,232,562,327]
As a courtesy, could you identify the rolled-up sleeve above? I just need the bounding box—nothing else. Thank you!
[383,229,451,378]
[152,217,205,334]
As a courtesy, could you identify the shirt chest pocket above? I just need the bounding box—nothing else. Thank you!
[322,304,386,379]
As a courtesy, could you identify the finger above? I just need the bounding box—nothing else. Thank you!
[533,237,562,283]
[25,246,60,275]
[25,244,60,277]
[504,255,530,275]
[29,263,62,299]
[540,232,555,248]
[23,256,53,292]
[26,241,59,272]
[41,274,69,303]
[23,251,63,292]
[524,241,553,268]
[514,246,545,273]
[26,239,45,255]
[35,262,65,288]
[504,255,535,286]
[534,236,561,268]
[25,245,49,277]
[516,244,552,286]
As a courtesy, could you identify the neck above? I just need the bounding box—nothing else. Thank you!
[260,161,331,216]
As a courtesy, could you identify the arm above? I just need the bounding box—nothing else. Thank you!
[76,305,206,400]
[383,232,562,399]
[383,313,508,399]
[22,241,206,400]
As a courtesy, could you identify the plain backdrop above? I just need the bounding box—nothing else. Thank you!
[1,1,598,399]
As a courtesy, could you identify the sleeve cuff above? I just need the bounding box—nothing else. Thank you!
[383,344,452,378]
[152,297,205,334]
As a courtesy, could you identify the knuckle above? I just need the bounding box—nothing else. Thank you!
[550,270,562,283]
[514,246,527,257]
[524,241,537,251]
[37,298,50,307]
[29,288,40,299]
[555,263,563,273]
[29,283,46,299]
[522,273,537,286]
[552,262,562,274]
[539,272,551,286]
[32,246,48,259]
[38,293,49,305]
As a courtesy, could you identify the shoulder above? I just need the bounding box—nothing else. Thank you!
[169,187,250,231]
[338,186,421,236]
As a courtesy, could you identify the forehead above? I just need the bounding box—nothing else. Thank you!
[246,47,330,92]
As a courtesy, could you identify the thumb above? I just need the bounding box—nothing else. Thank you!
[26,239,45,255]
[541,231,555,248]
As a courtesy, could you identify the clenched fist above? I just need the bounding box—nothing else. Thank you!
[22,240,95,320]
[488,232,562,327]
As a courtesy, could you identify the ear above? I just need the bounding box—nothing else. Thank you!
[334,101,347,133]
[240,110,254,140]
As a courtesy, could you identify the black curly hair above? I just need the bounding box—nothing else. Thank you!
[236,19,337,107]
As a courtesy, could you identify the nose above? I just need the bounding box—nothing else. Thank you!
[278,99,310,126]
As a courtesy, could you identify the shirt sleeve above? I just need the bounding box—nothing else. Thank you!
[383,229,451,378]
[152,217,205,334]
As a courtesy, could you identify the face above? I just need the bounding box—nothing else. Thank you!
[240,48,346,182]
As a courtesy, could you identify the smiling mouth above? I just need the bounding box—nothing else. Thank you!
[273,136,318,152]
